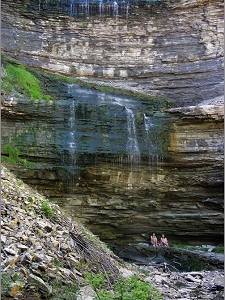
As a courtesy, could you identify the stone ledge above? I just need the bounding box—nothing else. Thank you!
[167,104,224,120]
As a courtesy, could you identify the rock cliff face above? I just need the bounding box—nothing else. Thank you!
[1,0,224,106]
[1,0,224,245]
[1,82,224,245]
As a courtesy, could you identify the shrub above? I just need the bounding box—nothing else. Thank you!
[1,272,12,297]
[40,200,56,218]
[85,273,162,300]
[43,94,52,101]
[47,281,78,300]
[213,244,224,254]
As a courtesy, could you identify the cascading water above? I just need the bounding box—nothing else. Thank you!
[99,0,103,16]
[30,0,164,18]
[113,1,118,15]
[143,113,160,165]
[64,86,80,189]
[125,108,140,165]
[62,83,169,172]
[68,100,77,165]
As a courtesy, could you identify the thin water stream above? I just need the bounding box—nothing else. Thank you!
[24,0,164,18]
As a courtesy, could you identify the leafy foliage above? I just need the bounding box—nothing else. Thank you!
[1,144,35,167]
[212,244,224,254]
[47,281,78,300]
[85,273,162,300]
[1,272,13,297]
[40,200,56,218]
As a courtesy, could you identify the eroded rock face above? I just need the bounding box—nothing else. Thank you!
[1,0,224,245]
[1,0,224,106]
[1,166,224,300]
[168,104,224,163]
[1,85,223,245]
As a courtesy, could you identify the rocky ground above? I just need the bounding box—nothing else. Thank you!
[1,165,224,300]
[1,165,122,299]
[139,266,224,300]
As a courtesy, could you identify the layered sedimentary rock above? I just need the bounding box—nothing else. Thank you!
[1,82,223,245]
[60,103,224,245]
[1,0,224,106]
[1,0,224,245]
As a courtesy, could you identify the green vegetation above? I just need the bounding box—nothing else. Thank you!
[84,273,162,300]
[1,272,25,298]
[1,54,172,111]
[212,244,224,254]
[2,63,42,99]
[28,67,173,111]
[1,249,162,300]
[171,243,191,250]
[1,272,13,298]
[47,281,78,300]
[172,243,224,254]
[40,200,56,218]
[1,255,162,300]
[174,243,209,254]
[1,55,52,101]
[1,144,35,168]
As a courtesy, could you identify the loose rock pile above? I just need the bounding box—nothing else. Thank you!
[1,165,224,300]
[1,166,121,299]
[140,265,224,300]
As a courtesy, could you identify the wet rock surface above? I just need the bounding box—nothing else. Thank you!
[1,92,223,245]
[140,267,224,300]
[110,243,224,271]
[1,166,224,300]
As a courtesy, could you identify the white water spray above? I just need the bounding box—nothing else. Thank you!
[125,107,140,164]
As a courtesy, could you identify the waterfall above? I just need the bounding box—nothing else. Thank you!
[68,100,77,165]
[143,113,161,166]
[99,0,103,16]
[66,88,80,189]
[125,3,129,19]
[32,0,164,18]
[125,108,140,164]
[144,113,154,131]
[113,1,118,15]
[37,0,132,17]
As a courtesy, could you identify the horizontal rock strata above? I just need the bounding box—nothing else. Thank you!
[1,166,224,300]
[1,0,224,106]
[1,100,223,245]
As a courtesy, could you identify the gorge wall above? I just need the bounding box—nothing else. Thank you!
[1,0,224,106]
[1,83,224,245]
[1,0,224,245]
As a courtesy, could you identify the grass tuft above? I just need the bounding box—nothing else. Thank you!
[1,144,35,167]
[4,64,42,99]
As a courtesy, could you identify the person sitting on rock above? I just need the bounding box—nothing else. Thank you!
[160,234,168,247]
[151,232,158,247]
